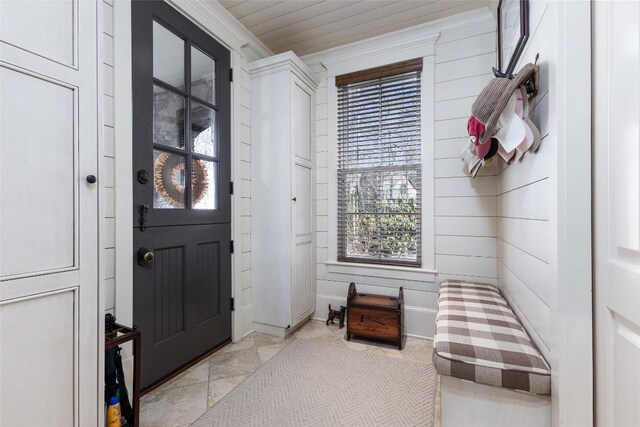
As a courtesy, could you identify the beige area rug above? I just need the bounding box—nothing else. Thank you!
[192,337,437,426]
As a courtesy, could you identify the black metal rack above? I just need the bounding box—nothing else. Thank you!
[105,323,141,426]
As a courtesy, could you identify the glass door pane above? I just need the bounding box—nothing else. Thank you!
[192,159,217,210]
[153,85,185,149]
[153,21,185,90]
[153,150,187,209]
[191,100,216,156]
[191,46,215,104]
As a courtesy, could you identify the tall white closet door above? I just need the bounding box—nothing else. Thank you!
[594,2,640,426]
[0,0,100,425]
[291,80,314,325]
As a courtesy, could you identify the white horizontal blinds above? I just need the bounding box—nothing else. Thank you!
[336,59,422,266]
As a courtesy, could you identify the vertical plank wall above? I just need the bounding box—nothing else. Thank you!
[238,57,253,335]
[305,11,498,338]
[496,0,555,361]
[103,0,116,314]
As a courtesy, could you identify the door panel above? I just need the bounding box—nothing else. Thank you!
[0,0,98,425]
[134,225,231,388]
[0,289,76,426]
[294,164,312,236]
[152,245,186,342]
[0,67,76,277]
[132,0,232,389]
[594,2,640,426]
[196,241,222,324]
[292,241,312,320]
[293,82,311,161]
[0,0,76,67]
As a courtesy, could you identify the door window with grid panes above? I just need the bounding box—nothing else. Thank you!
[152,21,218,210]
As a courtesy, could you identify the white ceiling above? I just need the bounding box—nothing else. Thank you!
[219,0,490,57]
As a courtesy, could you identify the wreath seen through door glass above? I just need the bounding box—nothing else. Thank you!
[154,152,209,209]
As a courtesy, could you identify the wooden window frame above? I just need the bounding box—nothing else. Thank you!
[335,59,423,267]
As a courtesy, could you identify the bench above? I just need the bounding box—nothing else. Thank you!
[433,280,551,427]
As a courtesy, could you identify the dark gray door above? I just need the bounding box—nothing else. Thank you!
[132,0,232,390]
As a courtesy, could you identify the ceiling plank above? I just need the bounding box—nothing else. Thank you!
[286,1,485,56]
[218,1,246,9]
[241,1,323,29]
[268,1,437,52]
[250,1,355,37]
[219,0,491,57]
[228,1,284,20]
[257,1,381,44]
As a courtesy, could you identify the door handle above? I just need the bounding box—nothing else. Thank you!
[137,247,154,266]
[138,204,149,231]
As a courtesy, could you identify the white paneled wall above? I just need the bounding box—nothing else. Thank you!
[496,0,555,361]
[304,10,497,338]
[238,57,253,335]
[103,0,116,314]
[433,22,497,287]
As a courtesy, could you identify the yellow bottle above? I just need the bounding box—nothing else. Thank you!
[107,396,121,427]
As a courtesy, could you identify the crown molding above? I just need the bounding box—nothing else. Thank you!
[321,33,440,78]
[249,51,319,89]
[165,0,273,61]
[302,6,494,69]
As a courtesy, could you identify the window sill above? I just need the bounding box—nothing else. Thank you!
[325,261,437,283]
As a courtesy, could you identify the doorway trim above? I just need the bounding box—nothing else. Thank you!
[552,1,592,426]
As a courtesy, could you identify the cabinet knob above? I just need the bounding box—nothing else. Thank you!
[292,197,297,202]
[86,175,97,184]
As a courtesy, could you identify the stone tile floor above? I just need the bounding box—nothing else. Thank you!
[140,320,440,427]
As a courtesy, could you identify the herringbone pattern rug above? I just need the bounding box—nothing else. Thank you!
[192,337,437,426]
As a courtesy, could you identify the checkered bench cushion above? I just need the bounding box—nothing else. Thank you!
[433,281,551,395]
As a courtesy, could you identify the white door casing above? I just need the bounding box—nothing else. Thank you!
[594,1,640,426]
[0,0,100,425]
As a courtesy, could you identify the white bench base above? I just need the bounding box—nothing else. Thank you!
[440,375,551,427]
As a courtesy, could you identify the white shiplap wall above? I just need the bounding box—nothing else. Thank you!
[433,25,496,285]
[103,0,116,314]
[304,10,497,338]
[496,0,555,362]
[238,57,253,336]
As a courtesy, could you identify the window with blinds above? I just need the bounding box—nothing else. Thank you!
[336,59,422,266]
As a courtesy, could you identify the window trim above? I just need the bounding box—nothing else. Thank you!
[324,35,437,271]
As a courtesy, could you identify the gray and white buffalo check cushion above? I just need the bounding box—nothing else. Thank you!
[433,280,551,395]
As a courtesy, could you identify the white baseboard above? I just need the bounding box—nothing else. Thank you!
[234,303,253,341]
[314,294,437,339]
[253,322,287,337]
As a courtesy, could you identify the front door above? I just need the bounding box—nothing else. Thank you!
[132,1,232,389]
[593,1,640,425]
[0,0,99,424]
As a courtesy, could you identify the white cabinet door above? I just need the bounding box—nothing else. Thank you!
[594,2,640,426]
[0,0,99,425]
[291,80,315,325]
[292,162,313,323]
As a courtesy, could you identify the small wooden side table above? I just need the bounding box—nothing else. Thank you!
[346,282,405,350]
